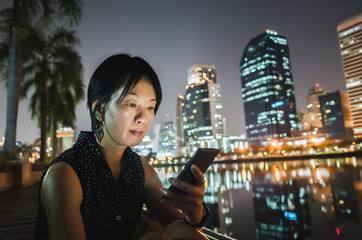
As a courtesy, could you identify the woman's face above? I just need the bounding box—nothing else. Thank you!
[102,77,157,148]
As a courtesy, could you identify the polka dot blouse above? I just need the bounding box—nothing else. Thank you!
[34,131,145,239]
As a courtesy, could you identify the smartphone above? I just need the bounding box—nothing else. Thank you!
[168,148,220,194]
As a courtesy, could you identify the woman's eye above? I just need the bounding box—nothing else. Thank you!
[129,103,137,108]
[147,106,155,111]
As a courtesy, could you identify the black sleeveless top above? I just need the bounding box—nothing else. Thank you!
[34,131,145,240]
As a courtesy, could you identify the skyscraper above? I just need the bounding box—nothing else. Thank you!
[158,121,176,157]
[319,91,353,140]
[240,30,298,140]
[55,127,75,156]
[337,13,362,139]
[175,94,186,156]
[302,84,326,130]
[182,65,225,153]
[307,84,325,116]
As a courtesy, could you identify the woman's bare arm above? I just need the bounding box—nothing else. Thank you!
[41,162,86,240]
[141,157,184,226]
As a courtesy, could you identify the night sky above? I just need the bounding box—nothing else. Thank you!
[1,0,361,144]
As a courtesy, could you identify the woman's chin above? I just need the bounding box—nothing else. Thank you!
[128,139,143,147]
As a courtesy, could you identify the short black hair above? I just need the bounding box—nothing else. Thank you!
[87,54,162,131]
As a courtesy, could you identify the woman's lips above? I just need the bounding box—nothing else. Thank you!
[130,130,143,137]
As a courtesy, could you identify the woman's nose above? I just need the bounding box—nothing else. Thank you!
[135,108,147,124]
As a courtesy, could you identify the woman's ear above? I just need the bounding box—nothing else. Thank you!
[91,100,102,121]
[91,99,98,112]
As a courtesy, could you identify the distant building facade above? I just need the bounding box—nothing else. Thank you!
[337,13,362,139]
[132,135,153,157]
[158,121,176,158]
[302,84,326,130]
[240,30,298,140]
[319,91,353,140]
[182,64,225,153]
[175,94,186,156]
[56,127,75,155]
[151,123,161,153]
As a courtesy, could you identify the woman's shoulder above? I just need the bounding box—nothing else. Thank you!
[139,156,161,188]
[41,161,83,215]
[50,140,92,172]
[44,161,79,187]
[139,156,153,172]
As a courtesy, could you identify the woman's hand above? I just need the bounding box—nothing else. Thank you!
[160,164,206,225]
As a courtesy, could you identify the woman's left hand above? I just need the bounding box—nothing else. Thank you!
[160,164,205,225]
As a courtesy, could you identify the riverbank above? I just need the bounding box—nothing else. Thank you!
[216,150,362,164]
[152,150,362,167]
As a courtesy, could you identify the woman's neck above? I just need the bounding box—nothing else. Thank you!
[100,143,126,163]
[94,132,127,163]
[99,144,127,181]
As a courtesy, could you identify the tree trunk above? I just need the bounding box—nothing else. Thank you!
[3,27,22,160]
[51,113,58,161]
[39,61,47,162]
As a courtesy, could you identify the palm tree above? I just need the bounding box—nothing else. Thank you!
[49,80,84,160]
[47,45,84,160]
[21,26,84,163]
[0,0,82,160]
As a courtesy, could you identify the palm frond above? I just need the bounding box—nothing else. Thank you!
[37,0,57,29]
[57,0,82,27]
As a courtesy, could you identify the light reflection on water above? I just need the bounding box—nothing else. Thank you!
[155,157,362,240]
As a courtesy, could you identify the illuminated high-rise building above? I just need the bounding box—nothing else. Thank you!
[240,30,298,140]
[302,84,326,130]
[158,121,176,158]
[56,127,75,155]
[307,84,325,116]
[319,91,353,140]
[337,13,362,139]
[188,64,217,85]
[175,94,186,156]
[183,65,225,153]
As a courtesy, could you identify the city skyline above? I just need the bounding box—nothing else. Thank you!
[0,0,361,144]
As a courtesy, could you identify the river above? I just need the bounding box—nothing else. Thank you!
[154,156,362,240]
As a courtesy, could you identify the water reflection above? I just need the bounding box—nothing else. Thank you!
[155,157,362,240]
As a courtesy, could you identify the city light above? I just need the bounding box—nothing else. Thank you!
[316,168,321,181]
[275,167,280,182]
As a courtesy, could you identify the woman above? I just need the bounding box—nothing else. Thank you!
[34,54,209,240]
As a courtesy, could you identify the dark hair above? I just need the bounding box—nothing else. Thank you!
[87,54,162,131]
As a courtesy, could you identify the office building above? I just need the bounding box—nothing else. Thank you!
[319,91,353,140]
[240,30,298,140]
[302,84,326,130]
[158,121,176,158]
[151,123,161,153]
[56,127,75,155]
[132,135,153,157]
[337,13,362,139]
[182,65,225,153]
[175,94,186,156]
